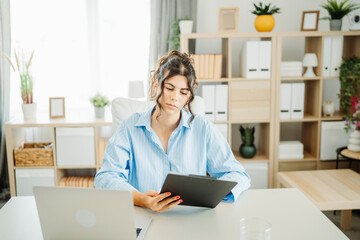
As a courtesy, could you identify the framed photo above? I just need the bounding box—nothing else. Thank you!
[218,7,239,33]
[301,11,320,31]
[49,97,65,118]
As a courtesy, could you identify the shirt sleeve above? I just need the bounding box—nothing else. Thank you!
[205,120,251,202]
[94,122,137,192]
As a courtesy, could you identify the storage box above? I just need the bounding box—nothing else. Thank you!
[242,162,268,189]
[279,141,304,159]
[320,121,352,160]
[15,169,55,196]
[14,142,53,167]
[55,127,96,166]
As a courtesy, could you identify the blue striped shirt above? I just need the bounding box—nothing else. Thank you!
[94,107,250,202]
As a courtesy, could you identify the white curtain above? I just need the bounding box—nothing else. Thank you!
[0,0,11,197]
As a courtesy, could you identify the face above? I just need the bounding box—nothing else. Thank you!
[157,75,191,115]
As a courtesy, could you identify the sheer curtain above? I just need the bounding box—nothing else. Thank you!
[9,0,150,118]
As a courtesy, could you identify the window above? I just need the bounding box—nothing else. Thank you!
[10,0,150,118]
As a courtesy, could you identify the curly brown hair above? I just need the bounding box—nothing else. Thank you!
[149,50,198,123]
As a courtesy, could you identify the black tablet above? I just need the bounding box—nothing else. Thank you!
[160,173,237,208]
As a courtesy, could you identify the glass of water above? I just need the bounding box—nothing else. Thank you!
[239,217,272,240]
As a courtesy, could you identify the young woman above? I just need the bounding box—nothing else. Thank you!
[95,50,250,213]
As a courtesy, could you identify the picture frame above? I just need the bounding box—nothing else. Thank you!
[218,7,239,33]
[49,97,65,118]
[301,11,320,31]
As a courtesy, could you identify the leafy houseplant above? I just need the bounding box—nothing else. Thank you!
[251,2,281,32]
[239,126,257,158]
[321,0,360,30]
[338,56,360,132]
[169,16,191,51]
[90,93,110,118]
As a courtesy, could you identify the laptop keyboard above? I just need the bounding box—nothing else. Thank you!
[136,228,142,238]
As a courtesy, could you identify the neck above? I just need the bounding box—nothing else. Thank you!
[151,106,181,132]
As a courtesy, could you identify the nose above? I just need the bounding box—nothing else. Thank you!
[170,89,180,102]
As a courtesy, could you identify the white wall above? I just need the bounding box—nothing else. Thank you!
[196,0,360,149]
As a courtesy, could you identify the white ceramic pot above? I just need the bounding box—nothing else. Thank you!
[94,107,105,118]
[348,130,360,152]
[21,103,37,120]
[179,20,193,34]
[323,101,336,116]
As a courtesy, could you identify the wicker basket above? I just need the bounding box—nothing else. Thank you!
[14,142,54,167]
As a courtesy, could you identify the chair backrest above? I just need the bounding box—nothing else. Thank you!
[111,95,205,133]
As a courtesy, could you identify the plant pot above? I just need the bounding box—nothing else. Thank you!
[239,144,257,158]
[94,107,105,118]
[21,103,37,120]
[179,20,193,34]
[254,15,275,32]
[330,19,342,31]
[348,129,360,152]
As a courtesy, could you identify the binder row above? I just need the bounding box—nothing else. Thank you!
[201,84,228,121]
[192,54,223,79]
[323,36,343,77]
[280,83,305,119]
[58,176,95,188]
[241,41,272,79]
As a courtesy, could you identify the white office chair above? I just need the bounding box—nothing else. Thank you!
[111,95,205,134]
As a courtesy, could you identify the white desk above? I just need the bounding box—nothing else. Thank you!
[0,189,348,240]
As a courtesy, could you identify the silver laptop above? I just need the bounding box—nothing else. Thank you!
[33,186,151,240]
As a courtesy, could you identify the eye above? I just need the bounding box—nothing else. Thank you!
[181,91,189,95]
[166,87,174,91]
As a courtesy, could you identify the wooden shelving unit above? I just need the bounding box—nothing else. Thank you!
[181,31,360,188]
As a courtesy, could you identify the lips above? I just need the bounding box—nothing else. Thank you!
[166,103,177,109]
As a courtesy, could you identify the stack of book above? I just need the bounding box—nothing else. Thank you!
[280,61,303,77]
[278,141,304,160]
[192,54,223,79]
[58,176,95,188]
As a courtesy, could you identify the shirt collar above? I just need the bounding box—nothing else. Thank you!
[135,106,191,131]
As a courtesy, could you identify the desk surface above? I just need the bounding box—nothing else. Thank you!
[278,169,360,211]
[0,189,348,240]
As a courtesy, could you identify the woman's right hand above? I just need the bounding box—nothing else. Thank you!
[133,190,182,213]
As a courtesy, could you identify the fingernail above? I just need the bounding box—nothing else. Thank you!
[176,196,180,199]
[179,200,183,203]
[167,192,171,196]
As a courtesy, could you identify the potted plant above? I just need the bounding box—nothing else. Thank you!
[321,0,360,30]
[169,16,192,50]
[239,126,257,158]
[2,49,36,119]
[338,56,360,151]
[251,2,280,32]
[90,93,110,118]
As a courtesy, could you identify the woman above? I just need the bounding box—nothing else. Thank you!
[95,50,250,213]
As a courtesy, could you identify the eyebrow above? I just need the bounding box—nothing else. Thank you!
[165,82,190,91]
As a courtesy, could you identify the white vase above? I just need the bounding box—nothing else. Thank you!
[21,103,37,120]
[348,130,360,152]
[94,107,105,118]
[179,20,193,34]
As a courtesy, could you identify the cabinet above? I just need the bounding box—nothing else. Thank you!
[5,114,111,196]
[181,31,360,187]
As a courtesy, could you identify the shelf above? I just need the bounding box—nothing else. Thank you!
[278,151,318,162]
[56,165,98,169]
[14,166,55,169]
[197,78,229,83]
[230,77,271,81]
[323,76,339,80]
[280,114,319,123]
[182,32,276,39]
[321,112,343,121]
[230,119,271,124]
[280,76,320,81]
[213,121,229,124]
[233,150,269,163]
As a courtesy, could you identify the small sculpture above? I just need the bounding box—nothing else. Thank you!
[323,101,336,116]
[239,126,257,158]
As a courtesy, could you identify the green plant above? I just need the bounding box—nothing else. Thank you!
[338,56,360,132]
[321,0,360,20]
[2,49,35,104]
[239,126,255,146]
[90,93,110,108]
[168,16,191,51]
[251,2,281,15]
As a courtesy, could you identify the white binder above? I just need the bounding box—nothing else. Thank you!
[280,83,292,119]
[241,41,260,78]
[258,41,272,78]
[322,37,331,77]
[215,84,228,121]
[202,85,215,121]
[290,83,305,119]
[330,36,344,77]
